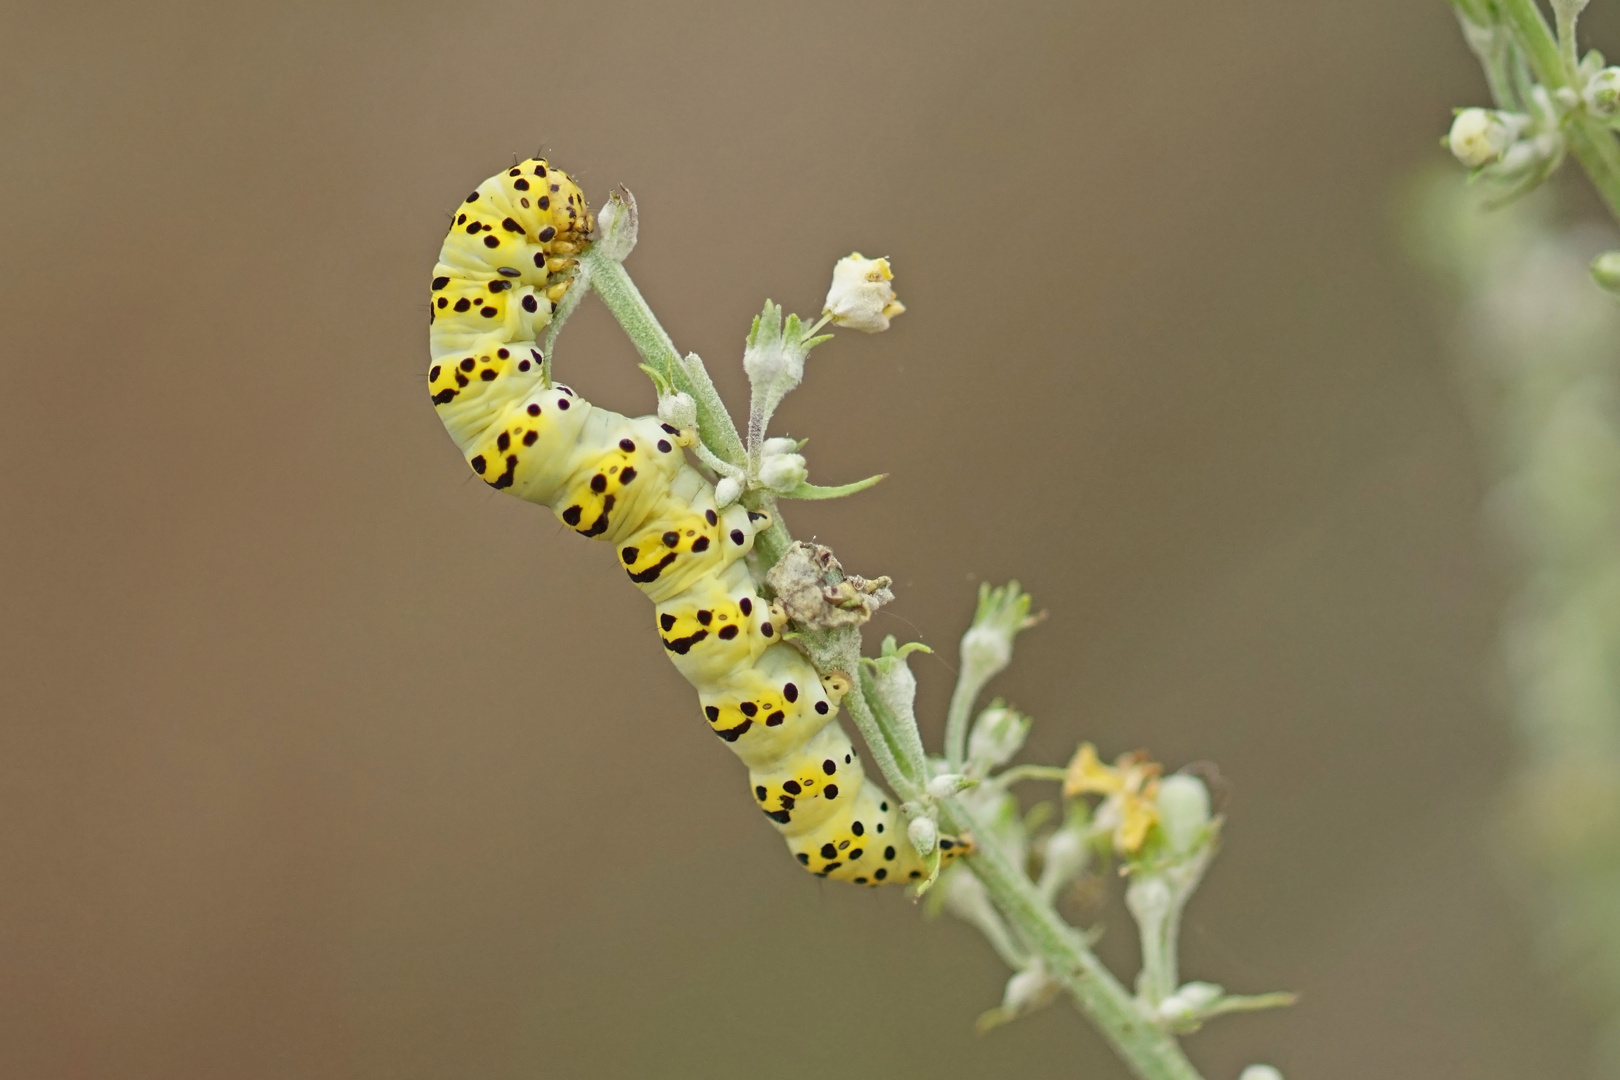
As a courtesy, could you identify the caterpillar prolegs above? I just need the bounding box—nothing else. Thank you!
[428,158,964,886]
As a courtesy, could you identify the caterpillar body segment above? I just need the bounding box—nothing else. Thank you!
[429,158,967,886]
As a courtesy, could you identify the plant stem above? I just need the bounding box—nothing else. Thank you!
[577,246,679,379]
[1498,0,1620,222]
[940,795,1205,1080]
[578,247,748,467]
[991,765,1070,788]
[944,666,979,774]
[583,255,1210,1080]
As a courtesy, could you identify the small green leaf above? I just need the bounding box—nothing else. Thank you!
[779,474,886,500]
[973,1005,1018,1035]
[911,845,944,898]
[637,363,672,396]
[860,638,932,676]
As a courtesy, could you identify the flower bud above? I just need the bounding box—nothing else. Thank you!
[1157,980,1223,1022]
[657,390,697,431]
[1446,107,1524,167]
[908,815,938,857]
[926,773,975,799]
[1239,1067,1284,1080]
[714,476,742,508]
[1591,251,1620,294]
[960,624,1013,679]
[1002,965,1060,1014]
[822,253,905,333]
[1156,774,1212,856]
[757,452,808,492]
[760,436,799,455]
[593,187,638,262]
[1125,875,1172,926]
[967,705,1032,771]
[865,636,922,728]
[1037,826,1088,894]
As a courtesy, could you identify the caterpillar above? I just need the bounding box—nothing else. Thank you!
[427,158,965,885]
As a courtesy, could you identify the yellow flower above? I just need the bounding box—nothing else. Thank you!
[1064,743,1162,854]
[822,253,906,333]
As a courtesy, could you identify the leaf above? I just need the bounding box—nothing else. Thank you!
[778,474,887,500]
[637,363,672,397]
[911,845,944,899]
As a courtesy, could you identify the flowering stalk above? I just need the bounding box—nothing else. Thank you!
[1448,0,1620,223]
[568,192,1290,1080]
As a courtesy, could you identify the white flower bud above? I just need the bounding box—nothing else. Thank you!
[1239,1067,1284,1080]
[1156,774,1212,856]
[1588,68,1620,117]
[908,815,938,857]
[760,436,798,455]
[593,187,638,262]
[757,452,808,492]
[1003,965,1060,1014]
[960,624,1012,679]
[822,253,906,333]
[1039,827,1088,890]
[1157,981,1223,1022]
[743,339,795,388]
[926,773,975,799]
[657,390,697,431]
[967,705,1031,770]
[1447,107,1524,167]
[714,476,741,507]
[1125,875,1172,926]
[866,638,921,728]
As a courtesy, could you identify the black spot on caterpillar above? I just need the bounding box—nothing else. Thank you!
[427,158,967,886]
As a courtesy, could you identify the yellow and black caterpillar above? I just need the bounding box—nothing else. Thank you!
[428,158,961,885]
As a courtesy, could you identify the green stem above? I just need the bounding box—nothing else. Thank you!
[858,668,925,786]
[588,254,1207,1080]
[745,492,793,570]
[578,246,678,380]
[992,765,1070,788]
[944,667,981,774]
[578,247,747,467]
[1498,0,1620,223]
[844,669,924,801]
[1453,6,1521,109]
[940,797,1205,1080]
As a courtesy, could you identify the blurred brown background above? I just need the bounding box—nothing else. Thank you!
[1,2,1604,1077]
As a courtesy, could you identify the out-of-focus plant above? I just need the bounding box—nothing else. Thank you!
[1413,177,1620,1073]
[1441,4,1620,1074]
[562,194,1295,1080]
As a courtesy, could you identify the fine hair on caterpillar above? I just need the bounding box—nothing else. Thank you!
[427,158,966,885]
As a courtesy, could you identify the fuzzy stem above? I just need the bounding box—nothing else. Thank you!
[1497,0,1620,222]
[578,246,747,467]
[858,666,928,792]
[940,796,1206,1080]
[944,667,981,773]
[992,765,1070,788]
[1454,7,1521,110]
[577,246,679,381]
[588,256,1208,1080]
